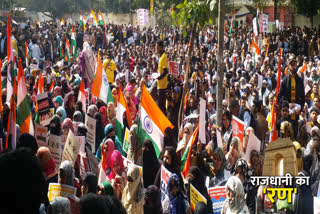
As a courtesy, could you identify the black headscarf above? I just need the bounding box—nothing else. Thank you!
[49,115,62,136]
[187,166,213,214]
[17,133,38,155]
[144,185,162,214]
[94,112,104,153]
[142,139,160,188]
[194,201,208,214]
[83,172,98,194]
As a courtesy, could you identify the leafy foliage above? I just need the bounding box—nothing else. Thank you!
[291,0,320,18]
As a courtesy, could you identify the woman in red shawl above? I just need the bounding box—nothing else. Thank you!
[99,106,110,128]
[108,150,127,200]
[62,118,75,135]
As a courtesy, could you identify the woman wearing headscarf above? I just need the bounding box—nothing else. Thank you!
[99,106,110,128]
[225,137,243,171]
[142,139,160,188]
[155,146,184,190]
[122,165,144,214]
[17,133,38,155]
[222,176,249,214]
[163,173,191,214]
[186,166,213,214]
[81,172,98,195]
[96,138,115,177]
[56,106,67,123]
[108,150,127,200]
[49,115,62,136]
[94,112,105,153]
[125,92,137,121]
[221,110,233,150]
[87,104,98,118]
[59,160,81,197]
[73,110,83,123]
[144,185,162,214]
[64,92,75,119]
[62,118,75,135]
[232,158,256,214]
[47,197,71,214]
[98,181,114,196]
[127,124,142,165]
[209,147,231,187]
[107,102,116,128]
[177,123,194,158]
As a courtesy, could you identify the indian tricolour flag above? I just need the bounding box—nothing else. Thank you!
[229,8,235,36]
[98,10,105,26]
[5,93,16,150]
[60,18,65,26]
[80,11,84,27]
[71,27,77,58]
[90,9,98,26]
[17,58,34,135]
[65,37,71,62]
[37,73,44,95]
[7,13,14,103]
[181,125,199,177]
[91,52,113,105]
[252,40,261,64]
[59,38,64,58]
[115,87,131,143]
[137,85,173,157]
[78,79,86,115]
[25,42,30,68]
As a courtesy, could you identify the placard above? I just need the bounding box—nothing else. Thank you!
[75,136,86,155]
[48,183,77,202]
[169,61,179,76]
[160,165,172,207]
[43,61,52,68]
[37,92,52,126]
[85,115,96,153]
[244,131,261,162]
[128,36,134,46]
[232,115,245,145]
[122,155,142,175]
[62,130,80,165]
[199,98,206,144]
[35,123,48,147]
[209,186,227,214]
[122,128,131,153]
[86,147,99,176]
[190,183,207,211]
[48,134,62,171]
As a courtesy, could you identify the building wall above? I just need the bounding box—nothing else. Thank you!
[262,6,294,26]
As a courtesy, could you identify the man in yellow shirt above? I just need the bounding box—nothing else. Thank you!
[103,51,117,84]
[156,39,168,114]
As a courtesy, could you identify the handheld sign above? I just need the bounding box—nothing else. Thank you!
[62,130,80,165]
[190,183,207,211]
[209,186,227,214]
[48,183,77,202]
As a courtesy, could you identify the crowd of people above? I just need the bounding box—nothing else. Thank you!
[0,15,320,214]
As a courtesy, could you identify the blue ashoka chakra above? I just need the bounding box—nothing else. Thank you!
[103,75,109,86]
[144,116,153,134]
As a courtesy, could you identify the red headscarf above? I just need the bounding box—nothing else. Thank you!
[101,139,115,172]
[99,106,109,127]
[62,118,74,134]
[108,150,124,180]
[36,147,58,180]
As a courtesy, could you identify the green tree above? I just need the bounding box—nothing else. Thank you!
[291,0,320,27]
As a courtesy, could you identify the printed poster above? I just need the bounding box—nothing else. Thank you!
[37,92,52,126]
[169,61,179,76]
[209,186,227,214]
[85,115,96,153]
[48,183,77,202]
[160,165,172,207]
[232,115,245,145]
[35,123,48,147]
[199,98,206,144]
[62,130,80,165]
[48,134,62,171]
[244,132,261,162]
[122,128,131,153]
[190,183,207,211]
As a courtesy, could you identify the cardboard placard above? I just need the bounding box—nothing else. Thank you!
[243,132,261,162]
[62,130,80,165]
[48,183,77,202]
[160,165,172,207]
[37,92,52,126]
[209,186,227,214]
[75,136,86,155]
[48,134,62,170]
[122,128,131,154]
[43,61,52,68]
[35,123,48,147]
[232,115,245,145]
[85,115,96,153]
[199,98,206,144]
[122,155,142,176]
[190,183,207,211]
[169,61,179,76]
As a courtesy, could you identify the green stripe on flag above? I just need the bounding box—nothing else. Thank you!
[180,145,190,171]
[107,85,114,104]
[137,120,161,157]
[17,96,31,126]
[115,120,124,143]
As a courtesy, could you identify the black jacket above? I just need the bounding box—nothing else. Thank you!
[278,73,305,108]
